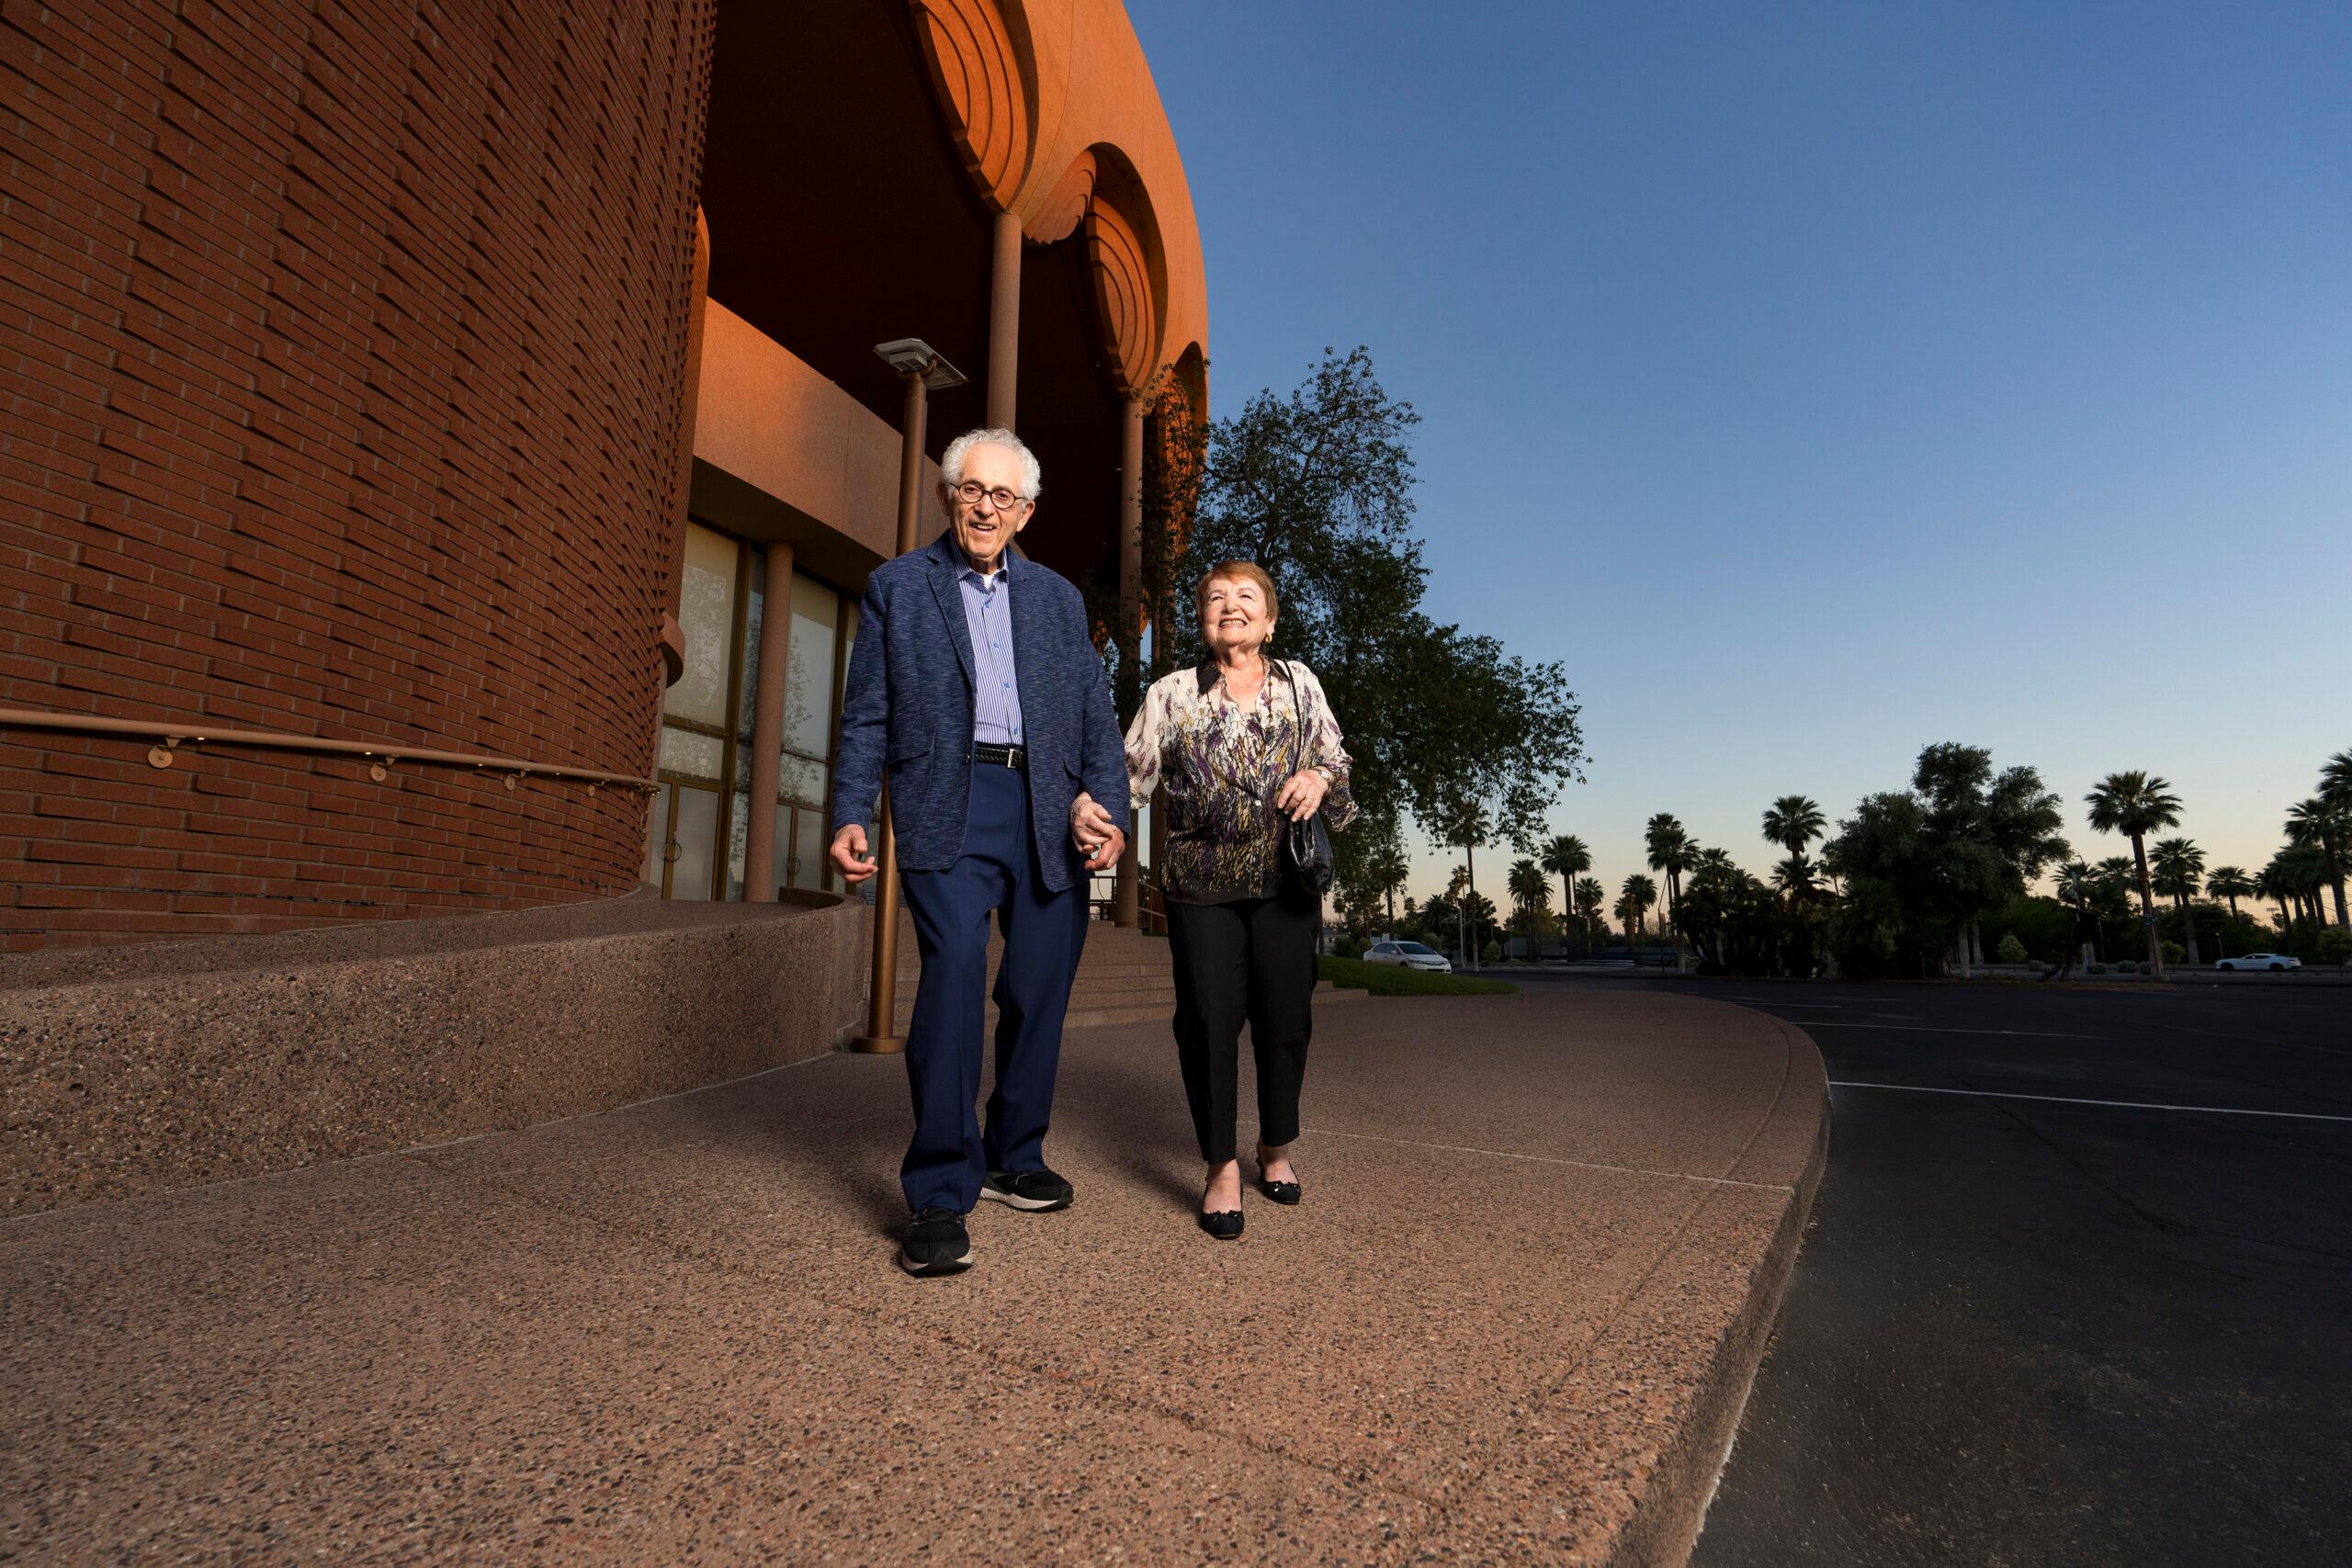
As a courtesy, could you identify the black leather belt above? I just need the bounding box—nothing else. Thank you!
[968,743,1027,771]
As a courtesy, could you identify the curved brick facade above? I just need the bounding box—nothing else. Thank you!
[2,2,716,948]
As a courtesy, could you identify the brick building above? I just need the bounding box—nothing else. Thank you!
[3,0,1206,949]
[1,1,1207,1212]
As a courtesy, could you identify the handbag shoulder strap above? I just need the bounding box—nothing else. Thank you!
[1276,659,1309,777]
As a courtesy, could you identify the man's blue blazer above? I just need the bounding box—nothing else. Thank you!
[831,531,1130,893]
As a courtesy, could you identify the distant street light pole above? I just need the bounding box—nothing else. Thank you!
[852,338,967,1055]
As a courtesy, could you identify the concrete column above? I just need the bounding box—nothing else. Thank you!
[988,210,1021,430]
[1113,394,1144,927]
[741,540,795,901]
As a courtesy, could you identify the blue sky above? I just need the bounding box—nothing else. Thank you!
[1127,0,2350,906]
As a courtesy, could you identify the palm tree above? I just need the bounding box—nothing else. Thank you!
[1644,814,1690,924]
[2323,749,2352,808]
[1770,853,1819,901]
[1440,793,1492,968]
[2284,796,2350,930]
[2205,865,2253,920]
[1645,814,1692,967]
[2278,842,2331,927]
[2149,837,2205,964]
[1364,836,1410,932]
[2256,857,2295,934]
[1621,873,1657,948]
[1507,857,1551,942]
[1573,875,1605,944]
[1612,889,1641,949]
[1543,834,1591,939]
[1761,795,1826,860]
[2084,771,2182,973]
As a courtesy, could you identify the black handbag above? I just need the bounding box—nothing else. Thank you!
[1275,660,1335,897]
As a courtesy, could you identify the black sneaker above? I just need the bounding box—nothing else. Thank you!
[978,1166,1075,1212]
[899,1207,973,1276]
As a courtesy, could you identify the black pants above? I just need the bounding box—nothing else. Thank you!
[1165,892,1318,1165]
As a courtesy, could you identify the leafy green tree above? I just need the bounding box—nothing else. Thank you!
[1821,744,2066,976]
[1153,346,1584,923]
[2149,837,2207,964]
[2084,771,2182,973]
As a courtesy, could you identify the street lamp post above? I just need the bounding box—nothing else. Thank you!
[851,338,967,1055]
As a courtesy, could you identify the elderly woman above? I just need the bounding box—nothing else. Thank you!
[1085,561,1356,1238]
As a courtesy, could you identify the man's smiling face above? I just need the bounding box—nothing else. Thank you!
[943,442,1033,574]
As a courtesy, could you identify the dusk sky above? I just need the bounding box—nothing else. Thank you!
[1126,0,2349,908]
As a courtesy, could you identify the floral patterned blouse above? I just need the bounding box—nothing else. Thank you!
[1125,659,1358,905]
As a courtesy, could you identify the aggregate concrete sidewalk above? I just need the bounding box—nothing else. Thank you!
[1,987,1826,1566]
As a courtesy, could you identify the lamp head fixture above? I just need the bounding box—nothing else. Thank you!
[873,338,967,390]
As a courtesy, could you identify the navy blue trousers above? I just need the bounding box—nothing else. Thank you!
[896,763,1087,1213]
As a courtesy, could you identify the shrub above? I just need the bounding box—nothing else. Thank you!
[2313,927,2352,966]
[2160,941,2185,964]
[1481,940,1502,964]
[2086,963,2108,975]
[2116,960,2141,975]
[1330,936,1360,960]
[1996,933,2028,964]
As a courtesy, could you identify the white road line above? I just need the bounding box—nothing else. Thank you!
[1804,1022,2103,1038]
[1829,1081,2352,1123]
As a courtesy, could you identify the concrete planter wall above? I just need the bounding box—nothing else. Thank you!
[0,889,867,1215]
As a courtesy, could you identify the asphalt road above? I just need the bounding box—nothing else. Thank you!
[1530,974,2352,1567]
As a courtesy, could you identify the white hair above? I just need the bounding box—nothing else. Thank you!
[940,427,1043,501]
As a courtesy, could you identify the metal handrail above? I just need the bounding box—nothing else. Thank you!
[0,705,658,792]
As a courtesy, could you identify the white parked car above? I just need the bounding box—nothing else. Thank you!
[2215,953,2301,972]
[1364,940,1453,973]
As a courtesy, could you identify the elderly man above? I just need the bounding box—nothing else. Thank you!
[831,427,1129,1277]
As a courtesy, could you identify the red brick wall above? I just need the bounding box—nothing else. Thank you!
[1,0,715,949]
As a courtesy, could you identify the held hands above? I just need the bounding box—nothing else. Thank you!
[1069,792,1126,874]
[830,823,877,883]
[1274,768,1329,822]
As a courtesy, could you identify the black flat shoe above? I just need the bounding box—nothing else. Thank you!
[1255,1167,1302,1205]
[1197,1208,1244,1240]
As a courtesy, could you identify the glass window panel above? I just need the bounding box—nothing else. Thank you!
[737,547,768,744]
[785,574,840,761]
[725,783,751,901]
[792,807,828,890]
[779,751,827,806]
[839,599,859,709]
[670,787,719,901]
[669,524,739,728]
[658,726,725,780]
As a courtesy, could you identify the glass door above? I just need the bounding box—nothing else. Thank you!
[647,523,748,899]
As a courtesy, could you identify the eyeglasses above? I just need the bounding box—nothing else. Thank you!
[953,480,1028,512]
